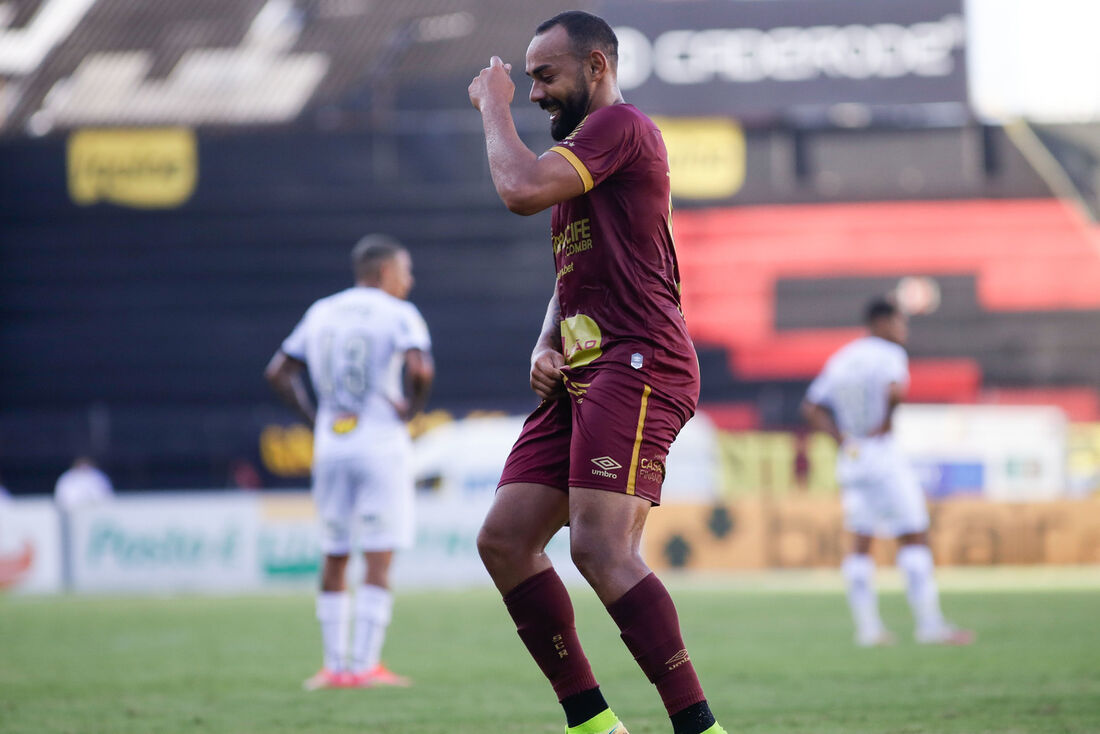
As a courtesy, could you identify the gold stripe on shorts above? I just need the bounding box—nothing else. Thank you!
[626,384,652,495]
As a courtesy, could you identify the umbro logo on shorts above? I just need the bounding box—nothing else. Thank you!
[590,456,622,479]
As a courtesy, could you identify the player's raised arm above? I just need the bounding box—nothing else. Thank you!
[469,56,585,215]
[264,350,316,427]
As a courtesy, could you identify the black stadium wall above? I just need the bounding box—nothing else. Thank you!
[1,127,556,491]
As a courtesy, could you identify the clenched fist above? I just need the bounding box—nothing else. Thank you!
[530,347,565,400]
[469,55,515,111]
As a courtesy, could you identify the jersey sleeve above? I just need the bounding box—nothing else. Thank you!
[397,302,432,352]
[888,347,910,387]
[280,308,311,361]
[548,105,639,193]
[805,369,833,406]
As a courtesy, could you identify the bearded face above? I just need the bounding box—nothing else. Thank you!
[540,67,592,141]
[526,26,597,142]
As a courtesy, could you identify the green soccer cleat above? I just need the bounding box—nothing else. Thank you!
[565,708,628,734]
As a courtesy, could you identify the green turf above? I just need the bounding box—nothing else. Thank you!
[1,582,1098,734]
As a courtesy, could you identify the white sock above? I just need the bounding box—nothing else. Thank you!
[350,584,393,674]
[842,553,885,642]
[315,592,347,672]
[897,544,945,635]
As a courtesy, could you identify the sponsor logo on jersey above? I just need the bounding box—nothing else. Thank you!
[561,314,603,367]
[591,456,622,479]
[332,414,359,435]
[553,217,594,258]
[638,455,666,484]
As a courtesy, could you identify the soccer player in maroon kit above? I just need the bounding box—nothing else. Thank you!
[468,11,727,734]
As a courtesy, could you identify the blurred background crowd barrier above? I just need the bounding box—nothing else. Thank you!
[3,0,1100,593]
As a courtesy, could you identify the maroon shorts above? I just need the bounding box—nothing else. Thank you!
[497,366,696,505]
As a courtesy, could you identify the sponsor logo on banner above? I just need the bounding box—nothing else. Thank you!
[258,527,321,578]
[69,496,259,592]
[258,495,321,580]
[644,497,1100,570]
[0,541,34,589]
[602,0,966,117]
[0,501,63,594]
[68,128,197,208]
[260,423,314,477]
[654,117,745,199]
[84,521,241,567]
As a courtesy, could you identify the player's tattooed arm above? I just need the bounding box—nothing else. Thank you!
[801,399,843,444]
[264,351,316,427]
[530,289,565,400]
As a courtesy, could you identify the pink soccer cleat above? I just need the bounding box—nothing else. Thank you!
[352,663,412,688]
[917,624,976,646]
[856,628,897,648]
[302,668,349,690]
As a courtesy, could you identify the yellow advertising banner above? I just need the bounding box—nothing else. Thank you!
[68,128,197,208]
[652,117,745,200]
[644,497,1100,570]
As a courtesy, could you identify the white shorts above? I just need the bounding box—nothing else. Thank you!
[312,439,415,555]
[837,439,929,537]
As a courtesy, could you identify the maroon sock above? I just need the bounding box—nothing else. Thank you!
[606,573,706,715]
[502,568,599,701]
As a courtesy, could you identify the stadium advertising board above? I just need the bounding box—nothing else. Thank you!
[653,116,746,200]
[643,496,1100,571]
[895,405,1067,501]
[395,494,581,588]
[602,0,966,118]
[256,494,321,583]
[0,499,62,594]
[1068,423,1100,497]
[68,494,260,592]
[67,128,197,208]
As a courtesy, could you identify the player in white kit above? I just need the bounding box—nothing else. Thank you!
[802,297,972,647]
[266,235,434,688]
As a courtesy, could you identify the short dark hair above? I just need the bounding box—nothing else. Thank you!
[864,296,900,324]
[536,10,618,66]
[351,234,405,282]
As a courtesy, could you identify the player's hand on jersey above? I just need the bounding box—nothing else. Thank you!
[469,56,514,111]
[530,347,565,400]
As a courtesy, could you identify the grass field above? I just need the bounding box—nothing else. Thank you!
[2,572,1099,734]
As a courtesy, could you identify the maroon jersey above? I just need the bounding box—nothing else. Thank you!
[548,103,699,397]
